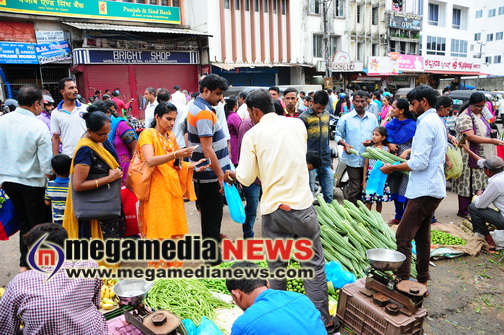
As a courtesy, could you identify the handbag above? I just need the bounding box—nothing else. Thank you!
[126,149,154,201]
[72,174,122,220]
[0,189,19,240]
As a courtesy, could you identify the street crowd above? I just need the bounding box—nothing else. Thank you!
[1,74,504,334]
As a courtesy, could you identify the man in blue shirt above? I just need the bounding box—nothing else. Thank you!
[334,90,378,204]
[226,262,328,335]
[381,85,447,287]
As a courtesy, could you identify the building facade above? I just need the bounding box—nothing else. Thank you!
[0,0,206,119]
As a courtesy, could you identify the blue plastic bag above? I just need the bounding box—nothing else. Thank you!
[224,183,246,224]
[365,160,388,196]
[197,317,223,335]
[0,190,19,241]
[325,261,356,289]
[182,319,198,335]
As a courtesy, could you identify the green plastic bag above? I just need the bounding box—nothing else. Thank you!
[445,146,463,180]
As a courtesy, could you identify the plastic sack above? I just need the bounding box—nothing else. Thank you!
[197,317,224,335]
[490,230,504,250]
[223,182,246,224]
[182,319,198,335]
[365,160,388,196]
[0,189,19,241]
[325,261,356,289]
[445,146,463,180]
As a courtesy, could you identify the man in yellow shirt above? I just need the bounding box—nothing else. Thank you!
[225,89,332,330]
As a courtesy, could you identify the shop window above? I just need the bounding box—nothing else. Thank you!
[487,33,494,42]
[136,0,145,3]
[372,7,378,25]
[474,33,481,41]
[485,56,492,64]
[224,0,230,9]
[428,3,439,26]
[452,8,461,29]
[357,5,361,23]
[235,0,240,10]
[475,10,482,18]
[161,0,168,5]
[489,8,496,17]
[245,0,250,11]
[334,0,344,17]
[281,0,285,15]
[495,55,502,64]
[264,0,268,13]
[426,36,446,55]
[418,0,423,16]
[310,0,320,15]
[496,32,503,40]
[330,36,341,56]
[357,42,364,61]
[499,6,504,15]
[372,43,379,56]
[409,43,417,55]
[313,34,323,58]
[149,0,157,4]
[273,0,276,14]
[255,0,259,12]
[451,39,467,57]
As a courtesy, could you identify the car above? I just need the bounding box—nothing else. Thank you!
[448,90,493,112]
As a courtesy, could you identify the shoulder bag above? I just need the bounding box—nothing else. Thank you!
[126,145,154,201]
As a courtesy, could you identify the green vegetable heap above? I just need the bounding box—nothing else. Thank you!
[431,230,467,246]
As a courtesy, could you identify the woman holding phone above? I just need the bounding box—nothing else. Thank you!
[137,102,208,240]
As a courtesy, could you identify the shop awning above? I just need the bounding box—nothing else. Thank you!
[428,70,490,76]
[63,22,211,36]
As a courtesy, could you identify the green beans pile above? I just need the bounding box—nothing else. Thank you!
[145,279,231,325]
[431,230,467,246]
[199,278,228,294]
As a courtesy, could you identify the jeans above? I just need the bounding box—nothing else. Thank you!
[469,203,504,236]
[242,182,261,238]
[2,182,51,267]
[309,165,334,203]
[194,181,223,241]
[262,206,330,324]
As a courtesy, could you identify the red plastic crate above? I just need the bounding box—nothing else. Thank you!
[337,279,427,335]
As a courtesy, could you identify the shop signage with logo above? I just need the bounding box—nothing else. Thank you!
[329,51,364,72]
[36,30,66,44]
[73,49,199,65]
[0,42,38,64]
[387,11,422,31]
[368,54,424,75]
[423,55,483,73]
[0,40,72,64]
[0,0,180,24]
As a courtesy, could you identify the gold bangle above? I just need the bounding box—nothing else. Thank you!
[174,151,178,159]
[95,179,99,188]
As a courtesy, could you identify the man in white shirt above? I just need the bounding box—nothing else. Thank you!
[468,156,504,250]
[0,84,53,271]
[224,89,332,331]
[143,87,158,128]
[157,88,189,149]
[51,78,87,156]
[172,85,187,105]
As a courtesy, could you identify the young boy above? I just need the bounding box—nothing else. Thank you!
[44,154,71,224]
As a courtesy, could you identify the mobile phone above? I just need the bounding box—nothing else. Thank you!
[192,145,199,150]
[195,158,210,169]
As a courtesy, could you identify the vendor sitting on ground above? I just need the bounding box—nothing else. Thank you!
[225,261,328,335]
[462,143,504,250]
[0,223,108,334]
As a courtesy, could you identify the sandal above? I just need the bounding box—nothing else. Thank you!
[325,316,340,335]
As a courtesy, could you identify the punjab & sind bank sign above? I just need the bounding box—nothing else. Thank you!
[0,0,180,24]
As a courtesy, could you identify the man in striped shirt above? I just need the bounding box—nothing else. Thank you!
[188,74,231,245]
[44,154,71,225]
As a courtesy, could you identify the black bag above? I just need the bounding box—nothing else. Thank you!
[72,149,122,220]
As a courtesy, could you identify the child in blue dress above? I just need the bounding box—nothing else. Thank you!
[362,126,392,212]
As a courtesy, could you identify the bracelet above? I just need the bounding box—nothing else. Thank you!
[95,179,99,189]
[174,151,178,159]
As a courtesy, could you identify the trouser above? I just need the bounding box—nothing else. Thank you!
[346,166,364,205]
[2,182,51,268]
[396,196,442,283]
[194,181,223,241]
[242,183,261,238]
[469,203,504,236]
[394,199,409,221]
[309,165,334,203]
[262,206,330,324]
[458,195,472,216]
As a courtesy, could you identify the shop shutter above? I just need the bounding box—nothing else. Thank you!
[85,65,130,100]
[134,64,198,97]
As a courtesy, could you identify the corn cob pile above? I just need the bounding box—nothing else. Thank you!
[315,196,417,279]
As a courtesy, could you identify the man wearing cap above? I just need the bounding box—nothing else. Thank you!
[464,151,504,250]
